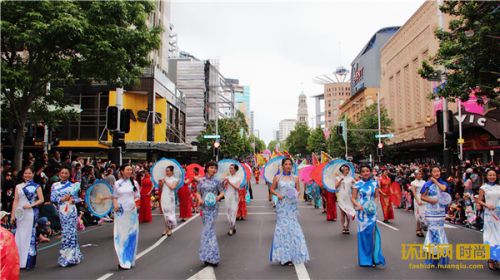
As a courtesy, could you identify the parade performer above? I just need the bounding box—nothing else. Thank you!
[178,169,193,222]
[254,167,261,184]
[224,164,241,236]
[269,158,310,266]
[420,166,450,266]
[159,166,178,236]
[477,169,500,271]
[139,170,153,223]
[11,166,44,270]
[325,187,337,222]
[50,167,83,267]
[237,184,248,221]
[196,161,225,266]
[410,170,426,237]
[112,165,140,270]
[351,165,386,267]
[378,168,394,223]
[336,165,356,234]
[189,167,201,213]
[0,226,20,279]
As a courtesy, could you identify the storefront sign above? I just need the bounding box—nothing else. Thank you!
[455,114,487,127]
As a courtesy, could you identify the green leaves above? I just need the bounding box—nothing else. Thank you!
[285,123,310,156]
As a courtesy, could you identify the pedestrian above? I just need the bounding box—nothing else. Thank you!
[420,166,450,266]
[1,171,15,212]
[336,165,355,234]
[269,157,309,266]
[254,167,260,184]
[196,161,225,266]
[139,170,153,223]
[112,164,140,270]
[178,169,193,222]
[351,165,386,267]
[11,166,44,270]
[188,167,201,214]
[410,170,426,237]
[236,183,248,221]
[477,169,500,271]
[224,164,241,236]
[378,168,394,223]
[50,167,83,267]
[159,166,178,236]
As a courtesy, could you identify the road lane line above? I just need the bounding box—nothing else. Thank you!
[376,220,399,231]
[294,263,310,280]
[187,266,216,280]
[39,223,111,252]
[95,213,200,280]
[444,224,457,229]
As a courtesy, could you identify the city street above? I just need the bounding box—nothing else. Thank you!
[23,182,497,280]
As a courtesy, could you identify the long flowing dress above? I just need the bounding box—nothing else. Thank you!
[270,176,310,265]
[178,182,192,219]
[353,179,386,267]
[50,180,83,267]
[225,175,240,229]
[198,176,224,264]
[161,176,178,229]
[14,181,40,269]
[0,227,20,279]
[411,179,426,224]
[379,175,394,221]
[336,175,356,218]
[237,187,247,219]
[420,179,450,266]
[113,179,140,269]
[480,183,500,262]
[139,175,153,223]
[325,191,337,221]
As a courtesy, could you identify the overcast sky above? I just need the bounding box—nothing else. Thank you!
[171,0,426,143]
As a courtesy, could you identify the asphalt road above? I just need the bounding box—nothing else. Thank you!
[22,181,499,279]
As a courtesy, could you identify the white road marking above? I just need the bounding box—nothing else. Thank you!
[95,214,200,280]
[294,263,311,280]
[187,266,216,280]
[444,224,458,229]
[376,220,399,231]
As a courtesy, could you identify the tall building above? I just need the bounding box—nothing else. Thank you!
[297,92,309,125]
[274,130,280,141]
[324,82,351,130]
[250,110,255,134]
[380,0,498,162]
[340,27,400,123]
[312,93,325,129]
[279,119,296,142]
[229,79,251,127]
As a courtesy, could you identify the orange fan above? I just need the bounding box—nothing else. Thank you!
[311,163,327,187]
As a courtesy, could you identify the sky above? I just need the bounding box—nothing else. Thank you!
[171,0,426,143]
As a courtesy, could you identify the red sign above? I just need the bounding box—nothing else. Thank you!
[353,67,364,84]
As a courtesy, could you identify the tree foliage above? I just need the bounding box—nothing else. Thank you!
[418,1,499,106]
[285,123,310,157]
[307,127,327,154]
[1,0,161,170]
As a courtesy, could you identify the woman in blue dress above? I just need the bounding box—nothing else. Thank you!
[51,167,83,267]
[269,157,310,266]
[196,161,225,266]
[420,166,450,266]
[11,166,44,270]
[351,165,386,267]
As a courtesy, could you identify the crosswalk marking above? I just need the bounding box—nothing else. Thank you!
[187,266,216,280]
[376,220,399,231]
[294,263,310,280]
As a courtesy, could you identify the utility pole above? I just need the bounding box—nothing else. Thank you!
[215,88,219,162]
[344,114,348,160]
[111,87,124,166]
[377,91,382,163]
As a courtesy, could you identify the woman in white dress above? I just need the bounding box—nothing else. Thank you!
[11,166,44,270]
[112,164,140,270]
[410,170,426,237]
[335,165,355,234]
[159,165,178,236]
[477,169,500,271]
[224,164,241,236]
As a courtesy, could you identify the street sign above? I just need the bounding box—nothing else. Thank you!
[457,138,464,144]
[375,133,394,138]
[203,135,220,139]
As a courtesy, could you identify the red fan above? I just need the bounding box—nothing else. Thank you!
[390,181,402,206]
[242,163,252,184]
[186,163,205,180]
[311,163,327,187]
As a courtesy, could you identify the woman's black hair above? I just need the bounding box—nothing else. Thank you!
[166,165,174,172]
[359,164,372,172]
[230,164,239,171]
[119,164,137,192]
[205,161,218,173]
[281,157,293,166]
[430,165,441,173]
[59,166,71,173]
[485,169,499,184]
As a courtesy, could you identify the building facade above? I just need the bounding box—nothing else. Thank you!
[312,93,325,129]
[297,92,309,125]
[279,119,297,142]
[324,82,350,130]
[340,27,399,124]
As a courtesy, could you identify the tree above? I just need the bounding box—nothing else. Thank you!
[285,123,310,157]
[327,116,357,158]
[307,127,328,154]
[354,104,393,158]
[248,135,266,153]
[267,140,280,151]
[418,1,499,106]
[1,1,161,171]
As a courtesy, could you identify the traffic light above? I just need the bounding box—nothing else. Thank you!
[112,131,126,148]
[436,110,454,134]
[336,126,343,136]
[106,106,119,131]
[445,132,457,150]
[120,109,131,133]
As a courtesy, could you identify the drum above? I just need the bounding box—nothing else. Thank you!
[204,193,217,207]
[85,180,113,218]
